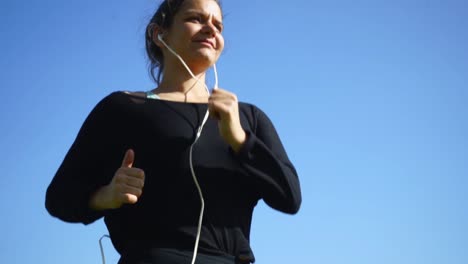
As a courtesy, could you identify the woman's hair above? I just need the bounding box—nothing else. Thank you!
[145,0,222,84]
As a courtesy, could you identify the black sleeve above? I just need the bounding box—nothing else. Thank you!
[45,93,123,224]
[236,105,302,214]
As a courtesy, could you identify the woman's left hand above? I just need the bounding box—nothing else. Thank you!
[208,88,247,152]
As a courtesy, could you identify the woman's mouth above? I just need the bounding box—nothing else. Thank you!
[195,39,215,49]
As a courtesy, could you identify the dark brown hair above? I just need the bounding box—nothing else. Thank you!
[145,0,222,83]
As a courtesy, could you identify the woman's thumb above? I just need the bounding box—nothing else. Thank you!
[121,149,134,168]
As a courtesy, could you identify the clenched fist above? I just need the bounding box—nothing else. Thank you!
[208,87,247,152]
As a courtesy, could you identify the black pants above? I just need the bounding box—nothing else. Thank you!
[118,248,236,264]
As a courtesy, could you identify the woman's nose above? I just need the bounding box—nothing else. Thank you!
[202,22,217,36]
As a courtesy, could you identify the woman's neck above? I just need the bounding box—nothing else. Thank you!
[156,63,208,93]
[154,65,210,102]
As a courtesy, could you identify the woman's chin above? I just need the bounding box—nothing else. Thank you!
[188,53,218,70]
[198,50,218,62]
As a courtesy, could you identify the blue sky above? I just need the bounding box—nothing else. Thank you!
[1,0,467,263]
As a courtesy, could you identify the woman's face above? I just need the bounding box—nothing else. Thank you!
[162,0,224,71]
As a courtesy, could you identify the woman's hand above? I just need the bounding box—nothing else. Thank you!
[89,149,145,210]
[208,88,247,152]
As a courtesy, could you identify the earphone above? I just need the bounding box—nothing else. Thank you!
[99,31,219,264]
[158,31,217,264]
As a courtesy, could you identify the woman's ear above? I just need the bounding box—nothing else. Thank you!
[149,24,165,48]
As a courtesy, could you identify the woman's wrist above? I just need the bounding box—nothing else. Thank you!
[89,185,110,211]
[230,129,247,153]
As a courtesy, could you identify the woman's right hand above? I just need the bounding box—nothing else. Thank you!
[89,149,145,210]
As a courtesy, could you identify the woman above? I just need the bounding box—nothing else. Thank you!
[46,0,301,263]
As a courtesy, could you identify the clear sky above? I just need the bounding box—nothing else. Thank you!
[1,0,467,263]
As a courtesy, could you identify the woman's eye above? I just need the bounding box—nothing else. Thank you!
[188,16,201,22]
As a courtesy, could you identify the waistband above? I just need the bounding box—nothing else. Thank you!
[118,247,241,264]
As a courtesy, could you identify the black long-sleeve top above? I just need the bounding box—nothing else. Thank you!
[46,91,301,263]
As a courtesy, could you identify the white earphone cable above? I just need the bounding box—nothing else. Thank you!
[99,34,218,264]
[158,34,217,264]
[99,235,110,264]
